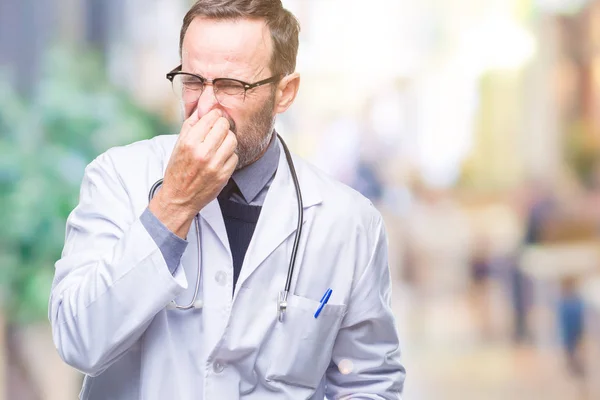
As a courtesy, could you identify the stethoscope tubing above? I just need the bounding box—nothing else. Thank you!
[147,134,303,317]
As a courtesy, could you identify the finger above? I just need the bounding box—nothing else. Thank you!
[213,130,237,164]
[179,106,204,137]
[202,117,230,154]
[222,151,239,177]
[187,108,223,143]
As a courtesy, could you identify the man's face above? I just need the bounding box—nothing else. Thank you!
[181,17,277,169]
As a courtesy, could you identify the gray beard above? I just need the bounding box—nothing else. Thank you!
[234,95,276,170]
[235,120,275,169]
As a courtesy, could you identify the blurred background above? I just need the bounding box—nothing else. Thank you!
[2,0,600,398]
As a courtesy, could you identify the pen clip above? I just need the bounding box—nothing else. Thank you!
[314,288,332,319]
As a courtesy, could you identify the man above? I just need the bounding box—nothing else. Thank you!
[49,1,405,398]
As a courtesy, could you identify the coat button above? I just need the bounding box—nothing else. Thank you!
[215,271,227,286]
[213,361,225,373]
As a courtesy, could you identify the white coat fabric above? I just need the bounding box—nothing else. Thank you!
[49,134,405,399]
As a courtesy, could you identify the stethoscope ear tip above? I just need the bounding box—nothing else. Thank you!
[166,299,204,310]
[193,300,204,309]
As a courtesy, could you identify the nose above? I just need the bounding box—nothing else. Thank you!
[196,83,221,117]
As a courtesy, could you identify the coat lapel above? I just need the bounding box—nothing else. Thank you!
[199,200,230,254]
[235,139,321,289]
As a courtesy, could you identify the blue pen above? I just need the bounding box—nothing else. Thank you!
[314,288,332,318]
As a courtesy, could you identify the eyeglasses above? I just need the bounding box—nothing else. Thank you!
[166,65,281,108]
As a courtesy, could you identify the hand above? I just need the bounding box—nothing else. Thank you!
[149,108,238,238]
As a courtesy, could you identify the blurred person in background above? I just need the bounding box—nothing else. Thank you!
[511,179,556,343]
[48,0,405,399]
[352,158,385,206]
[557,276,585,377]
[552,159,600,378]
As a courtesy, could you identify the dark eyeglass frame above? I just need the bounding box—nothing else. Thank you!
[166,65,282,98]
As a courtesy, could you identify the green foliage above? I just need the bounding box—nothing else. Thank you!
[0,46,171,324]
[565,118,600,187]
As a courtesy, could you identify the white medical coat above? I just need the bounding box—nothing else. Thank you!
[49,134,405,399]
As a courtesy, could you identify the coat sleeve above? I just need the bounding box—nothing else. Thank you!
[325,211,406,399]
[48,151,188,376]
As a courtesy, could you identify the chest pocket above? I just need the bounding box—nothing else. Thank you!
[265,294,346,389]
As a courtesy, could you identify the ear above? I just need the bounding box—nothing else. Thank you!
[274,72,300,114]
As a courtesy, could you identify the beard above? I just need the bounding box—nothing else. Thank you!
[227,94,276,170]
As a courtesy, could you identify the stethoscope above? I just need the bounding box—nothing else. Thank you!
[148,134,303,322]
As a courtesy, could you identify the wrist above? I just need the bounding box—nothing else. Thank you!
[148,192,196,239]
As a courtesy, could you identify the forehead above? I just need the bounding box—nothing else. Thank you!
[182,17,273,77]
